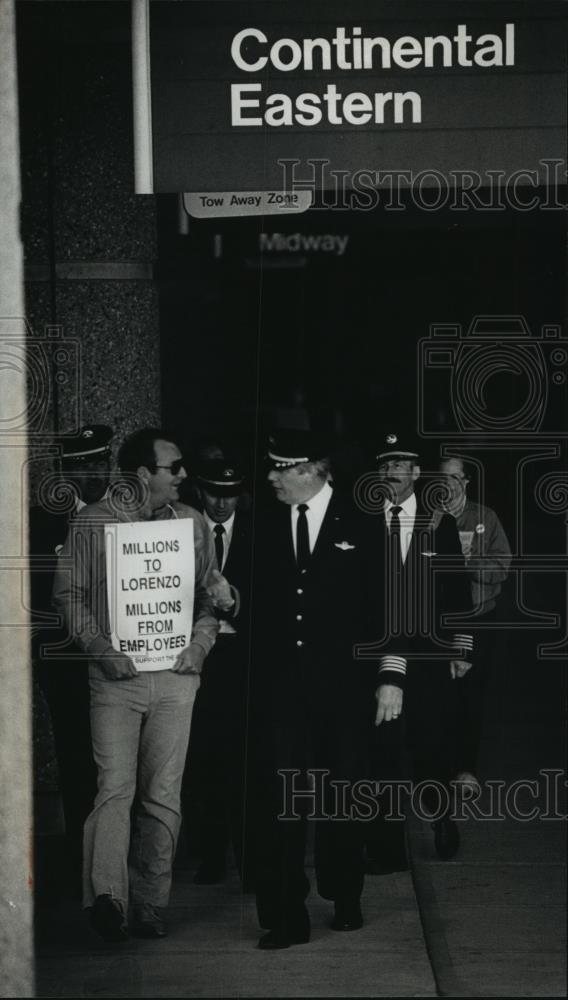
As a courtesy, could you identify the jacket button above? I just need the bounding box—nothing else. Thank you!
[296,640,303,647]
[296,614,302,621]
[297,588,303,595]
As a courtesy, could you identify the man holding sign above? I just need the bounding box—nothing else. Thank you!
[53,427,232,942]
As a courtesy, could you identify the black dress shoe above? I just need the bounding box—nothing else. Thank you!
[89,894,129,943]
[365,855,409,876]
[193,860,227,885]
[131,904,168,939]
[258,926,310,950]
[331,901,363,932]
[432,816,460,860]
[257,905,310,949]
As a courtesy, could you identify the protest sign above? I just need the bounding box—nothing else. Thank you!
[104,518,195,671]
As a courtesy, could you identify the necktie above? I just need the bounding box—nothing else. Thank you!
[296,503,310,572]
[389,505,403,572]
[214,523,225,570]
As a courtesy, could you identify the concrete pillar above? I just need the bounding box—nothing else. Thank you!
[18,0,160,843]
[0,1,35,996]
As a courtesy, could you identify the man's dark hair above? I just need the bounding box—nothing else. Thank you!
[453,456,475,484]
[439,455,478,490]
[460,459,476,483]
[118,428,178,473]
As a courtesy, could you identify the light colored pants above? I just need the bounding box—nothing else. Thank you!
[83,669,199,910]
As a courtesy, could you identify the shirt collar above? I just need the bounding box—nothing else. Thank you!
[385,491,417,516]
[204,510,235,535]
[75,487,111,514]
[294,479,333,516]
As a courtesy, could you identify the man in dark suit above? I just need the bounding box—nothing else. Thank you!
[365,432,473,864]
[30,424,113,888]
[183,459,252,886]
[250,429,400,950]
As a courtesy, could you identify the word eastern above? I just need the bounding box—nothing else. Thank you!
[231,84,421,127]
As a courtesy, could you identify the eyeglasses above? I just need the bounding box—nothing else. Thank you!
[153,459,185,475]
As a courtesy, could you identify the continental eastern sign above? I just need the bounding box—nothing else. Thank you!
[149,1,567,192]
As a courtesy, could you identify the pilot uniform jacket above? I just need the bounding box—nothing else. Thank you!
[250,488,390,922]
[371,497,473,674]
[368,491,473,807]
[30,505,84,659]
[251,489,398,717]
[183,507,253,872]
[29,503,98,874]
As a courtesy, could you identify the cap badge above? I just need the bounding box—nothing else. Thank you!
[386,433,397,445]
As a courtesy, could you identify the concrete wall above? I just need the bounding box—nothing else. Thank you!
[17,1,162,799]
[0,2,34,995]
[19,0,160,471]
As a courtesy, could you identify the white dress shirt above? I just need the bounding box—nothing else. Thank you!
[384,492,417,564]
[291,480,333,556]
[204,510,236,634]
[204,510,235,572]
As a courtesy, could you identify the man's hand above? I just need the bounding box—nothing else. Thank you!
[450,659,473,679]
[172,641,207,676]
[375,684,403,726]
[96,651,137,681]
[206,568,235,612]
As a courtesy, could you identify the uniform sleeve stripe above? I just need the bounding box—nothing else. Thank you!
[454,634,473,649]
[379,657,407,674]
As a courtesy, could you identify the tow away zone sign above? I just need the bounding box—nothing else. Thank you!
[183,190,312,218]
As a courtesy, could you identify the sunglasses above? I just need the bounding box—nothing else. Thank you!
[153,459,185,475]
